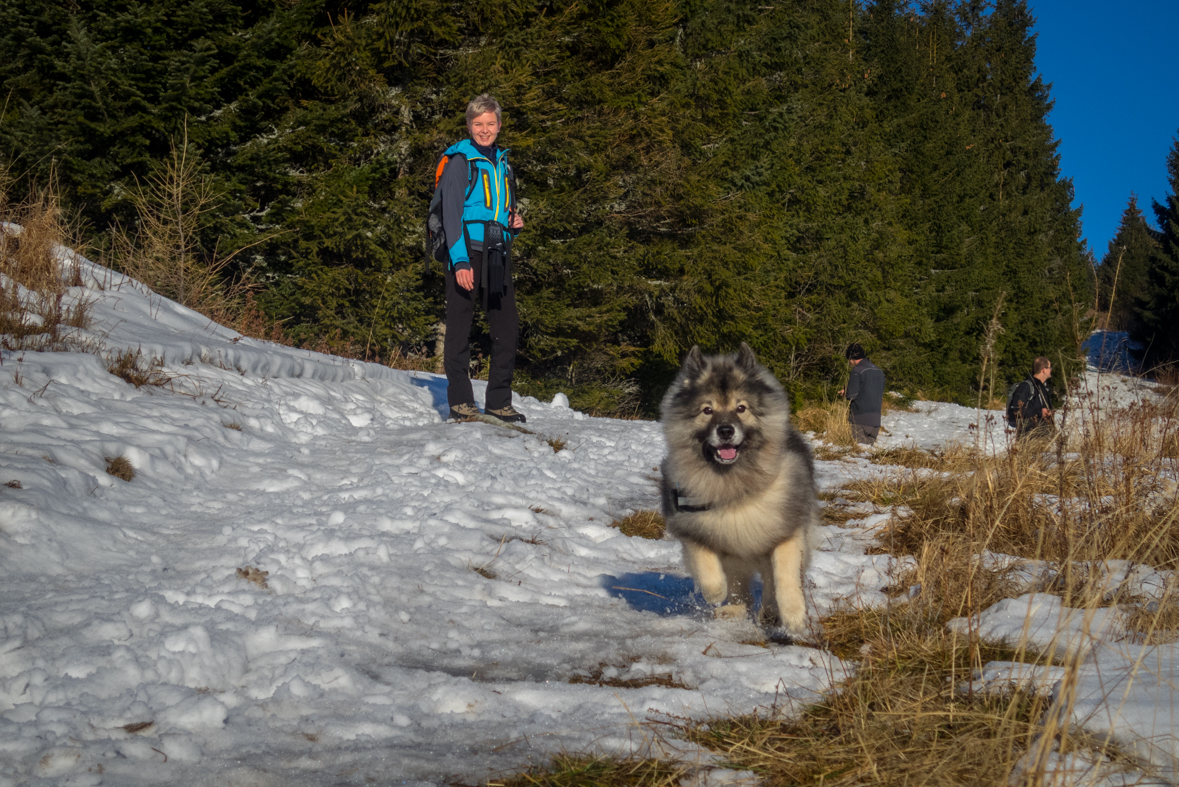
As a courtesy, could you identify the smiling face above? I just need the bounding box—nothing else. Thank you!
[468,111,501,148]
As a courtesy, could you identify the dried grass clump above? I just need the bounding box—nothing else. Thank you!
[106,349,169,388]
[867,439,1179,573]
[611,510,666,540]
[794,399,855,446]
[1,181,91,351]
[871,443,977,470]
[487,755,685,787]
[679,681,1049,786]
[105,456,134,481]
[1123,600,1179,645]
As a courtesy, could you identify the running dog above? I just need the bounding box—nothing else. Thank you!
[659,343,818,635]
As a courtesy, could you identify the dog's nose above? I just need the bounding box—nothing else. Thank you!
[716,424,735,441]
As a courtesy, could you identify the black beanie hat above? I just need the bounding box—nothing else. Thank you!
[845,343,866,360]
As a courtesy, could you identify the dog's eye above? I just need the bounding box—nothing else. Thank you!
[702,406,713,415]
[737,404,747,414]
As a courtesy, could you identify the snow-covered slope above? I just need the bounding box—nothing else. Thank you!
[1,249,1176,785]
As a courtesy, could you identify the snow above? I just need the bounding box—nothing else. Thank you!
[1,249,1177,784]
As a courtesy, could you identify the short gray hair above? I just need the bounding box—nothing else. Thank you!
[465,94,502,125]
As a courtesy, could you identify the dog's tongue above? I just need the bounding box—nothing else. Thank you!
[718,446,738,461]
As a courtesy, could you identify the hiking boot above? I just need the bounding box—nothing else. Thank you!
[485,404,527,424]
[449,402,481,421]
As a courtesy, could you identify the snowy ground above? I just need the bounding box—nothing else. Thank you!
[0,247,1176,785]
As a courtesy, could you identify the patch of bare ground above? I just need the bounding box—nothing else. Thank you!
[569,663,689,691]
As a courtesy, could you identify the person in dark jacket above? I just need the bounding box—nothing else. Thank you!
[1011,356,1056,440]
[838,344,885,445]
[439,94,526,423]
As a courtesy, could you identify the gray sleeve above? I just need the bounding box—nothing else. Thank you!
[440,154,470,270]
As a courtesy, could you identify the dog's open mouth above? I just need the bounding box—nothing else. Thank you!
[713,444,740,464]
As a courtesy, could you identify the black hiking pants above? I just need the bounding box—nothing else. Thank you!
[444,249,519,412]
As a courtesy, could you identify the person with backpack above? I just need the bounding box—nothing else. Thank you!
[431,94,526,423]
[838,343,886,445]
[1007,357,1056,440]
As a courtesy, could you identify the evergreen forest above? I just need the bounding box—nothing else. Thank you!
[1,0,1103,412]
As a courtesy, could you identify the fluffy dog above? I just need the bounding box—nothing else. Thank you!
[659,343,818,635]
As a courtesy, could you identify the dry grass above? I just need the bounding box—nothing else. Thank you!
[108,130,259,322]
[794,399,855,447]
[871,443,977,470]
[665,558,1074,786]
[485,755,685,787]
[104,456,134,482]
[611,510,666,540]
[106,349,169,388]
[1123,601,1179,645]
[872,426,1179,577]
[1,181,92,351]
[667,585,1148,787]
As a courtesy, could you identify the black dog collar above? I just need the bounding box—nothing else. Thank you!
[673,488,711,513]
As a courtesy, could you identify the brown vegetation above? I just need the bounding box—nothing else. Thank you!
[611,510,666,540]
[104,456,134,482]
[0,180,91,352]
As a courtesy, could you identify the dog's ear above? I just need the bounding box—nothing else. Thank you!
[683,345,705,378]
[736,342,758,372]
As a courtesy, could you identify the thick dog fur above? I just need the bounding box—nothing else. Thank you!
[659,343,819,635]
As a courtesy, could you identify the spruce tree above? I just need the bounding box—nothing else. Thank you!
[1097,195,1156,333]
[1135,133,1179,367]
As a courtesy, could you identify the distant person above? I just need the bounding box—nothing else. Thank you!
[438,94,526,423]
[838,344,885,445]
[1008,356,1056,441]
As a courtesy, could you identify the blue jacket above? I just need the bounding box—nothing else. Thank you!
[439,139,515,271]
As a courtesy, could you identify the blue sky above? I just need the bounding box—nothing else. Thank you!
[1031,0,1179,261]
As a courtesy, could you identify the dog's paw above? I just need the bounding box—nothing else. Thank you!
[713,603,747,620]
